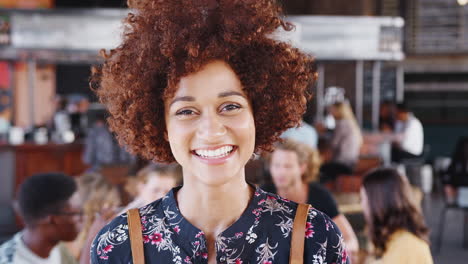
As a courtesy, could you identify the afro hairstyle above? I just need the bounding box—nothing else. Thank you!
[92,0,317,162]
[17,173,77,225]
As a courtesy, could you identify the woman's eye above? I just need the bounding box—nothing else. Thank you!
[221,104,241,112]
[176,109,195,116]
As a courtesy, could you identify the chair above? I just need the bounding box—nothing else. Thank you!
[435,186,468,253]
[399,144,431,189]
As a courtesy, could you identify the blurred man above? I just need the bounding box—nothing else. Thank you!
[0,173,81,264]
[391,103,424,162]
[263,139,359,262]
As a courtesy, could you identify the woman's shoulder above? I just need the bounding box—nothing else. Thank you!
[386,230,429,249]
[382,230,432,263]
[256,189,348,263]
[90,198,166,263]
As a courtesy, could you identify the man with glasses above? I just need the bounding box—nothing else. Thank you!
[0,173,81,264]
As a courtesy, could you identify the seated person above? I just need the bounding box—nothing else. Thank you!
[442,136,468,204]
[360,168,432,263]
[328,101,363,168]
[120,163,182,213]
[262,139,359,261]
[317,136,353,184]
[391,103,424,162]
[0,173,82,264]
[378,100,396,132]
[78,163,181,264]
[316,102,362,183]
[65,172,122,260]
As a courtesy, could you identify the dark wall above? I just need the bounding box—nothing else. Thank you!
[281,0,376,15]
[56,64,96,101]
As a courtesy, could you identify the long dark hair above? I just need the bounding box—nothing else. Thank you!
[362,168,429,255]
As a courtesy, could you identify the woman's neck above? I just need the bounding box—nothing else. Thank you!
[176,176,254,264]
[176,177,254,236]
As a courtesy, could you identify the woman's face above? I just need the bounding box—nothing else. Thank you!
[269,149,305,189]
[165,60,255,186]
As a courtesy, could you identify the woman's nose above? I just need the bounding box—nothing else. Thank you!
[196,111,227,141]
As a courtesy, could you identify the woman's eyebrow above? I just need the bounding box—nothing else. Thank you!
[169,96,195,107]
[170,91,246,107]
[218,91,246,98]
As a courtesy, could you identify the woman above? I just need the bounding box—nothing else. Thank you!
[68,172,121,260]
[328,101,363,168]
[319,101,362,184]
[90,0,348,263]
[263,139,359,261]
[360,168,433,263]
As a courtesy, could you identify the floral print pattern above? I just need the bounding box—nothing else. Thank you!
[90,186,348,264]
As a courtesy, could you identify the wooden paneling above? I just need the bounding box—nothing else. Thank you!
[0,143,89,192]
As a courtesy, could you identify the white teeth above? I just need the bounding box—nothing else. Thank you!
[195,146,234,158]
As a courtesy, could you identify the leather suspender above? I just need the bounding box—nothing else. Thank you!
[289,203,311,264]
[127,204,311,264]
[127,208,145,264]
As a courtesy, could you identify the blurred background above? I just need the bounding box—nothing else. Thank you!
[0,0,467,263]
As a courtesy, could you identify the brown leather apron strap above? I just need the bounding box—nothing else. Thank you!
[127,208,145,264]
[289,203,311,264]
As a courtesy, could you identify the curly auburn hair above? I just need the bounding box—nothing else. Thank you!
[362,168,429,256]
[92,0,316,162]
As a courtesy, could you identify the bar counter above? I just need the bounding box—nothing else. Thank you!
[0,142,88,203]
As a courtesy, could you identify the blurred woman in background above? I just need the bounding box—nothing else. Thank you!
[329,101,363,168]
[66,172,121,260]
[360,168,433,263]
[319,101,362,184]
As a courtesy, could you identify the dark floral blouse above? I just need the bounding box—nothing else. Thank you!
[90,186,348,264]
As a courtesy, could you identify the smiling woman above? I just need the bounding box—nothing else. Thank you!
[89,0,348,263]
[165,61,255,186]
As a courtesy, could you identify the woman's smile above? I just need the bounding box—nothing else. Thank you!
[191,145,238,165]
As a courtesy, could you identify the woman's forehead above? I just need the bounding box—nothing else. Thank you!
[174,60,244,97]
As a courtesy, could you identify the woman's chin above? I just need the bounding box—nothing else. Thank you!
[189,166,245,188]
